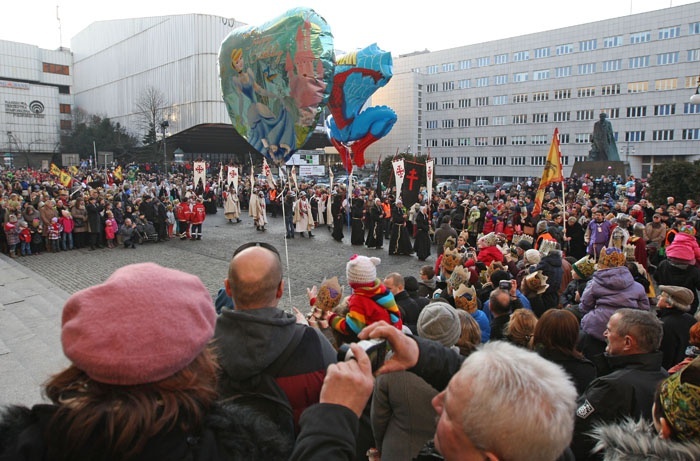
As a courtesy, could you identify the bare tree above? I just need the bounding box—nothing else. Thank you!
[135,87,170,153]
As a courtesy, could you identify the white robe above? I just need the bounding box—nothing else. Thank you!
[294,198,314,232]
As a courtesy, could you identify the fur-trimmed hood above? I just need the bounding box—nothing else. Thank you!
[590,418,700,461]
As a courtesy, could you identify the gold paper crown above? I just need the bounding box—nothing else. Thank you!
[539,239,558,256]
[512,234,534,246]
[572,255,596,279]
[441,247,463,273]
[524,270,549,295]
[449,265,471,290]
[316,277,343,312]
[623,244,637,262]
[454,283,478,313]
[443,236,456,250]
[486,260,506,281]
[597,247,626,268]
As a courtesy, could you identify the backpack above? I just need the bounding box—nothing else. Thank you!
[218,327,304,451]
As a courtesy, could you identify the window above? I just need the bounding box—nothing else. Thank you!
[655,78,677,91]
[603,35,623,48]
[511,156,526,166]
[458,139,471,147]
[531,135,548,145]
[630,31,651,43]
[554,89,571,100]
[691,22,700,35]
[458,79,471,89]
[627,81,648,93]
[475,97,489,107]
[458,118,471,128]
[534,47,550,58]
[652,130,674,141]
[684,103,700,114]
[601,84,620,95]
[654,104,676,116]
[556,43,573,55]
[657,52,679,65]
[459,60,471,70]
[427,65,439,74]
[576,133,591,144]
[426,120,438,129]
[513,50,529,61]
[658,26,680,40]
[457,155,470,164]
[629,56,650,69]
[494,74,508,85]
[458,98,471,108]
[513,114,528,124]
[442,63,455,72]
[579,39,597,51]
[492,95,508,105]
[689,49,700,62]
[441,156,454,165]
[426,139,438,147]
[442,101,454,110]
[513,94,528,104]
[59,104,71,114]
[513,72,528,82]
[558,133,570,144]
[492,156,507,166]
[475,137,488,146]
[512,136,527,145]
[532,113,548,123]
[602,59,621,72]
[493,137,507,146]
[533,70,550,80]
[60,119,72,130]
[476,56,490,67]
[442,138,454,147]
[532,91,549,102]
[427,83,439,93]
[682,128,700,140]
[577,87,595,98]
[625,131,646,142]
[627,106,647,118]
[42,62,70,75]
[492,116,507,125]
[494,54,508,65]
[555,66,571,78]
[576,110,594,121]
[578,63,596,75]
[476,77,489,87]
[531,156,546,166]
[426,102,438,111]
[602,108,620,119]
[553,111,570,122]
[475,157,488,166]
[475,117,489,127]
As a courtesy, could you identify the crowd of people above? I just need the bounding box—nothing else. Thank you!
[1,165,700,460]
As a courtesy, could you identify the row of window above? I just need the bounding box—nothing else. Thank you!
[438,155,589,167]
[425,22,700,74]
[425,104,699,128]
[426,129,700,148]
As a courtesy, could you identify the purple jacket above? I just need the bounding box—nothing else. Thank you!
[579,266,650,341]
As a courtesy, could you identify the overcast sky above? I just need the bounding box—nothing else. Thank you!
[1,0,695,56]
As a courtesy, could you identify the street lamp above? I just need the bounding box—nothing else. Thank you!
[160,120,169,173]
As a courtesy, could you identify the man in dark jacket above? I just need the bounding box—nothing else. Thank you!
[571,308,667,460]
[656,285,697,370]
[433,216,457,256]
[383,273,421,333]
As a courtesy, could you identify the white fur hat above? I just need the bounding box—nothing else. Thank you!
[346,254,380,286]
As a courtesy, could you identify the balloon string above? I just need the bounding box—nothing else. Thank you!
[281,166,292,303]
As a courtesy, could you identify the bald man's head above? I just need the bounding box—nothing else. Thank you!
[227,246,283,309]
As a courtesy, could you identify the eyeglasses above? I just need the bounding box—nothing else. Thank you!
[232,241,281,260]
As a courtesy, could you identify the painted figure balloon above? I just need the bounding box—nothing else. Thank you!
[326,43,397,172]
[219,8,334,165]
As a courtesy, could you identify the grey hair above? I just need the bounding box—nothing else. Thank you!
[455,341,577,461]
[614,308,663,353]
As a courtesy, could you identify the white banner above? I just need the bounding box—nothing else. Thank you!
[426,159,434,205]
[250,164,255,190]
[290,166,298,191]
[392,159,405,201]
[193,161,206,191]
[263,158,276,189]
[229,167,239,190]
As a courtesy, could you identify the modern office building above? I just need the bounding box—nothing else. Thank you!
[370,2,700,180]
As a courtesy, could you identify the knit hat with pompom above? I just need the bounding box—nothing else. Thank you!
[346,254,381,286]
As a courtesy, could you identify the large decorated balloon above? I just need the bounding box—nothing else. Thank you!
[219,8,334,165]
[326,43,397,172]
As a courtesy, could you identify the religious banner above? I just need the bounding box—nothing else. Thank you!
[262,158,276,189]
[250,164,255,190]
[392,158,405,202]
[400,160,426,208]
[218,164,224,187]
[329,163,334,186]
[426,158,434,205]
[229,167,239,190]
[193,161,206,190]
[290,165,298,191]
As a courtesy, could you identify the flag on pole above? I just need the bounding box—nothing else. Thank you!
[50,163,61,176]
[218,164,224,187]
[532,128,564,217]
[392,158,405,201]
[113,166,123,181]
[193,161,206,190]
[375,157,382,199]
[69,165,79,176]
[231,167,239,190]
[426,158,434,205]
[262,158,276,189]
[59,170,72,187]
[290,166,298,191]
[328,162,334,186]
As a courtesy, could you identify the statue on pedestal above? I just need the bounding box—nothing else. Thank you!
[588,113,620,161]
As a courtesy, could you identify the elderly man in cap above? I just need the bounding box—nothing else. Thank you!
[657,285,698,370]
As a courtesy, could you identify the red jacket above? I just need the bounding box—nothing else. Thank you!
[190,203,206,224]
[176,202,192,222]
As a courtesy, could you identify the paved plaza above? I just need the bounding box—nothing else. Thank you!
[0,209,430,407]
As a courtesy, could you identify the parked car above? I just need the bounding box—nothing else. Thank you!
[473,179,496,193]
[436,181,456,192]
[499,182,514,192]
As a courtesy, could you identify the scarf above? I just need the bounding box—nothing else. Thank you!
[346,279,402,329]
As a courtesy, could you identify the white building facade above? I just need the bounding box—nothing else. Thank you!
[370,3,700,180]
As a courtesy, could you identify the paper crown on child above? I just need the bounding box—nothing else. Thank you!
[443,236,456,251]
[448,265,471,290]
[679,225,697,236]
[572,255,596,279]
[441,247,463,273]
[316,276,343,312]
[346,255,380,286]
[512,234,534,247]
[524,270,549,295]
[538,239,559,256]
[454,283,478,313]
[623,244,637,262]
[597,247,626,269]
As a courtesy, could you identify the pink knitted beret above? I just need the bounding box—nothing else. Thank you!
[61,263,216,385]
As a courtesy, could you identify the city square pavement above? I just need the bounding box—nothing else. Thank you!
[0,207,431,407]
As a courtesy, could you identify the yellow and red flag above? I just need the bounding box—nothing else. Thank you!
[114,166,123,181]
[59,170,72,187]
[532,128,564,217]
[50,163,61,176]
